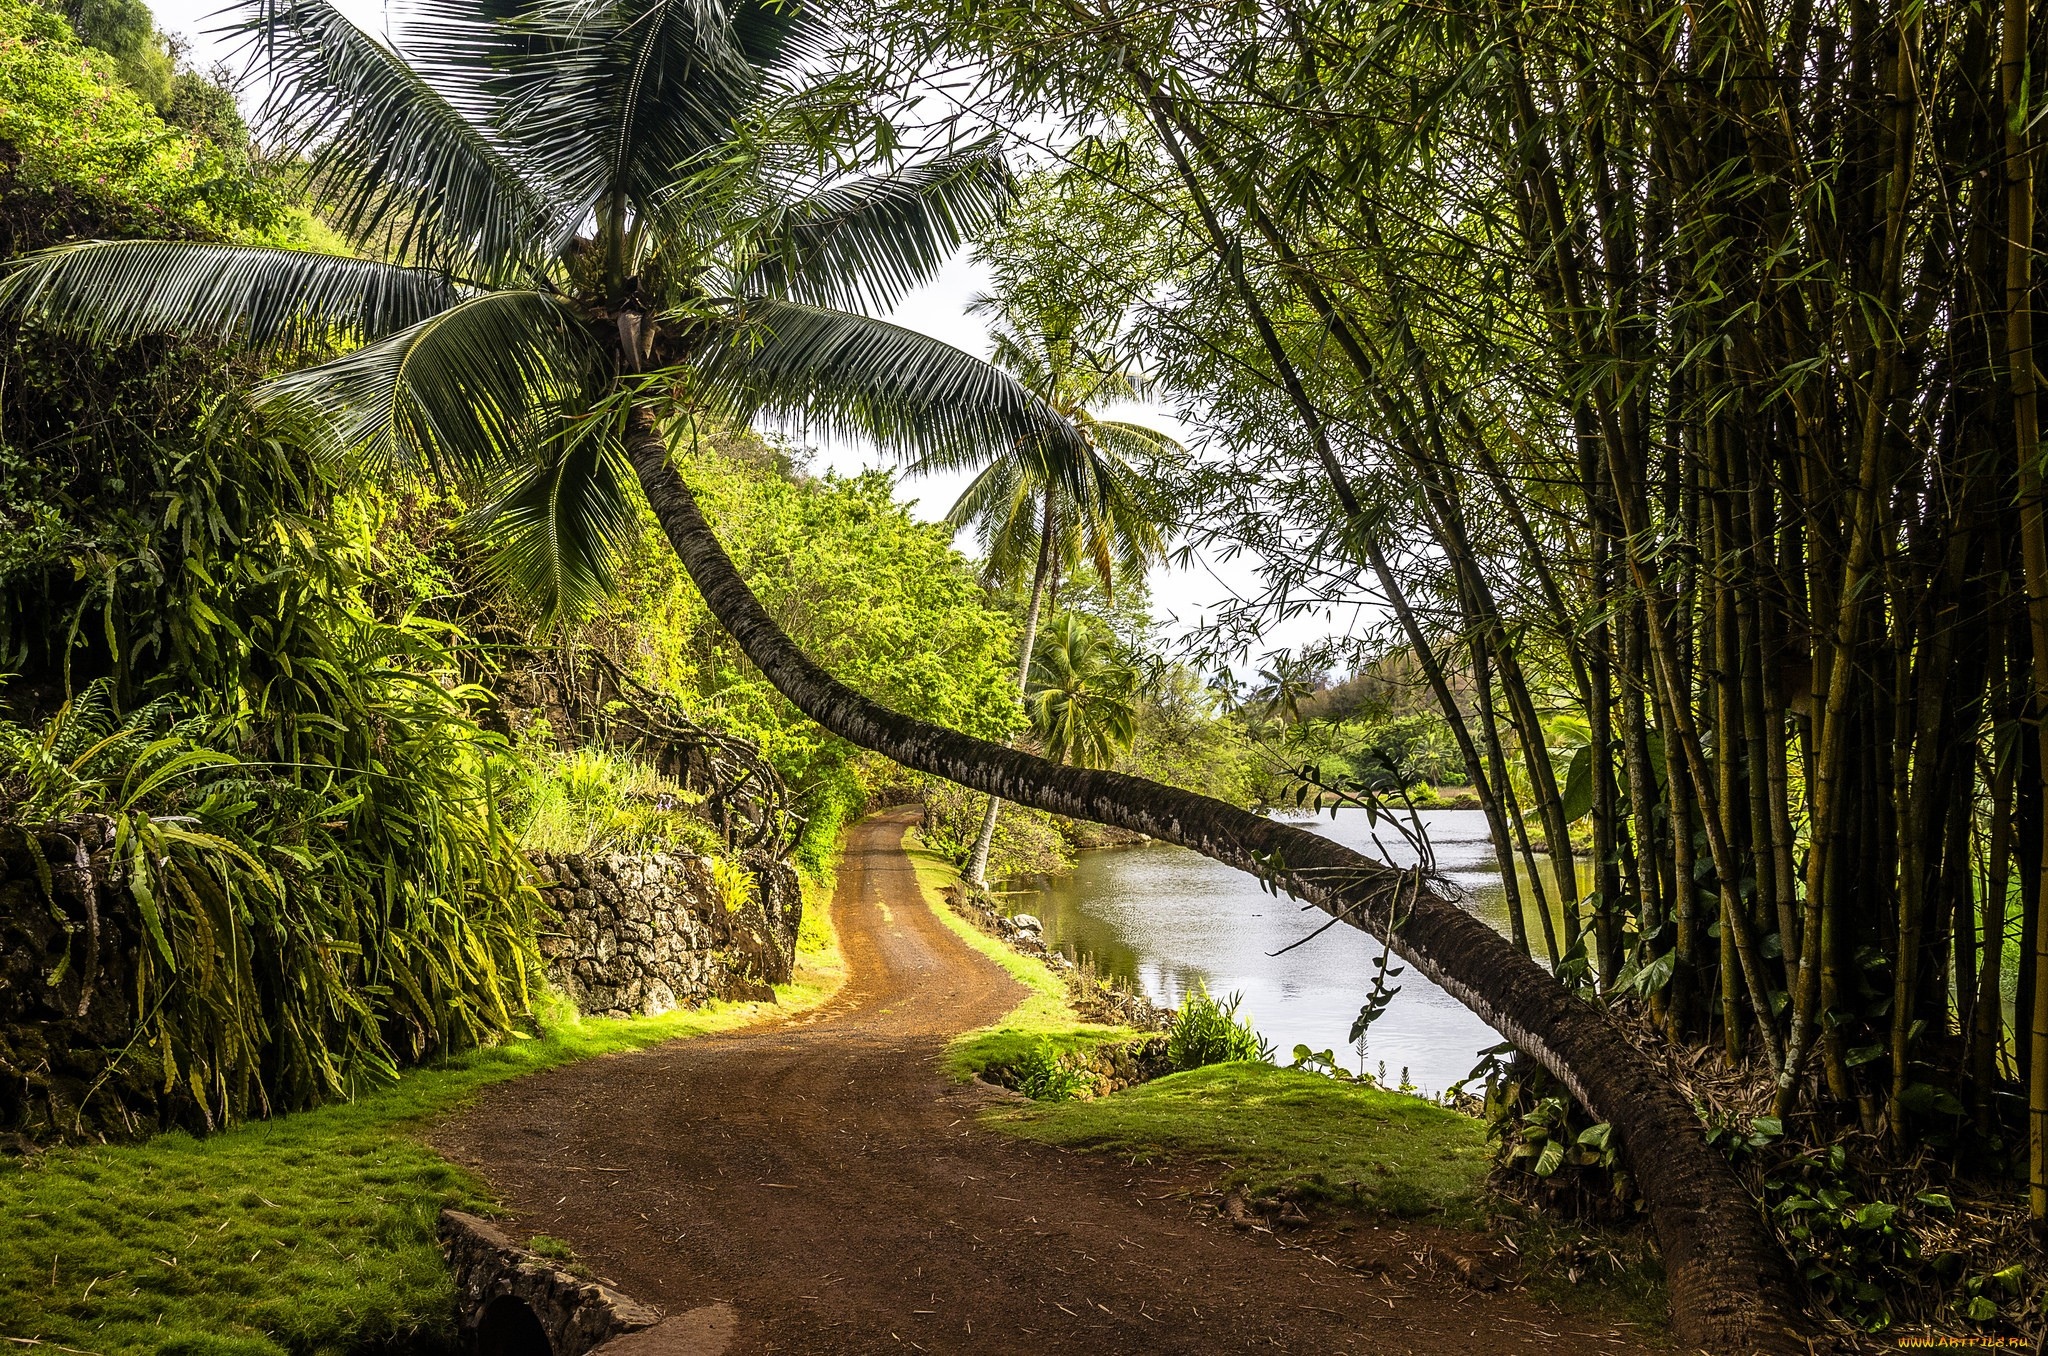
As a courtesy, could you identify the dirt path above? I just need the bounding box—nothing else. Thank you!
[439,810,1664,1354]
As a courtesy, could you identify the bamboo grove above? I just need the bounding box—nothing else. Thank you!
[867,0,2048,1199]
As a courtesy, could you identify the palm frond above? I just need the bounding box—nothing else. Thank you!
[256,290,605,472]
[943,458,1045,585]
[943,455,1028,531]
[238,0,561,277]
[484,0,772,225]
[0,240,458,347]
[470,419,640,623]
[689,298,1089,489]
[1091,465,1170,581]
[1091,418,1187,463]
[744,143,1013,314]
[986,326,1054,396]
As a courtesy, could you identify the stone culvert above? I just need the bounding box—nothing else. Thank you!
[530,850,801,1018]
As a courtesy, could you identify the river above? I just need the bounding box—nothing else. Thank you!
[1008,808,1588,1097]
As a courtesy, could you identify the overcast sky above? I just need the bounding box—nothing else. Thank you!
[143,0,1371,669]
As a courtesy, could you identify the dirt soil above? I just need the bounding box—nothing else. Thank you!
[439,809,1667,1354]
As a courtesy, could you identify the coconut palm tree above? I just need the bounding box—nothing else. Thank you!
[0,1,1804,1342]
[1025,614,1137,769]
[934,297,1179,883]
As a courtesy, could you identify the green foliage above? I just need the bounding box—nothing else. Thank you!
[1343,713,1463,789]
[1026,612,1138,768]
[991,1062,1490,1218]
[1165,984,1274,1070]
[1,650,535,1124]
[0,0,295,247]
[789,764,862,879]
[1715,1126,2006,1335]
[589,431,1023,833]
[1472,1049,1640,1217]
[507,739,721,859]
[525,1233,579,1264]
[1011,1038,1088,1101]
[918,779,1072,881]
[58,0,171,107]
[1121,661,1255,805]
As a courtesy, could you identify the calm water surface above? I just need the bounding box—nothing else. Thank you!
[1008,808,1587,1096]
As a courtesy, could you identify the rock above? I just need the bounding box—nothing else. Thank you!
[440,1210,662,1355]
[1010,913,1043,932]
[530,848,801,1024]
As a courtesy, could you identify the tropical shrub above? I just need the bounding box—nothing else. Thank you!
[1166,985,1273,1070]
[507,739,722,860]
[1012,1038,1088,1102]
[0,669,534,1128]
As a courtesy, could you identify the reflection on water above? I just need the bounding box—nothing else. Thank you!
[1007,809,1590,1097]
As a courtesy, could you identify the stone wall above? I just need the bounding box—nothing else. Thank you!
[440,1210,664,1355]
[0,823,803,1144]
[531,850,802,1019]
[0,817,173,1145]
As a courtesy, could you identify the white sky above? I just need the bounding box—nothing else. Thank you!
[146,0,1370,669]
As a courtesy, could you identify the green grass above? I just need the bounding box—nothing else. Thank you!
[900,830,1137,1079]
[0,868,846,1356]
[990,1061,1493,1219]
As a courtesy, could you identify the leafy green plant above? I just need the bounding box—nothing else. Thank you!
[711,856,757,915]
[1,648,535,1128]
[1743,1135,1971,1334]
[1289,1044,1349,1078]
[1013,1038,1088,1102]
[1166,984,1273,1070]
[1471,1051,1637,1218]
[509,740,719,859]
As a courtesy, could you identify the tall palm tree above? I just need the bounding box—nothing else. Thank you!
[933,297,1179,883]
[0,2,1805,1340]
[1025,614,1137,769]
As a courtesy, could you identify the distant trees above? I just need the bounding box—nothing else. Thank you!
[927,290,1178,881]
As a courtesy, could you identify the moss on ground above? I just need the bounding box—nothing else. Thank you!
[900,830,1138,1079]
[991,1060,1493,1219]
[0,868,845,1356]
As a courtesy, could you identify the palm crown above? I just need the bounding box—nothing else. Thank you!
[0,0,1084,618]
[936,296,1178,596]
[1026,613,1137,769]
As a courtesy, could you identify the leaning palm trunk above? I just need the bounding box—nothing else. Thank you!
[622,410,1804,1353]
[965,491,1056,885]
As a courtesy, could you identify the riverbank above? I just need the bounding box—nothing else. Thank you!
[911,828,1672,1337]
[0,872,846,1355]
[1001,807,1541,1095]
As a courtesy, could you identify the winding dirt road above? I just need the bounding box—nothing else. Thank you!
[439,810,1662,1354]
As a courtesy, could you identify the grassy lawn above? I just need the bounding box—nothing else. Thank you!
[899,830,1138,1079]
[991,1061,1493,1219]
[0,872,844,1356]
